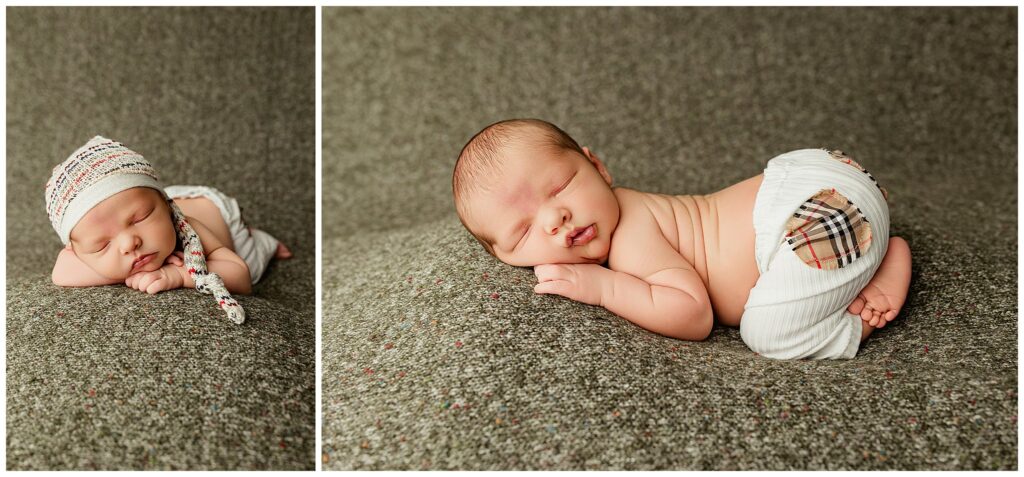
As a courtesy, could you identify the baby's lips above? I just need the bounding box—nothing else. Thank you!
[563,226,584,247]
[566,224,596,247]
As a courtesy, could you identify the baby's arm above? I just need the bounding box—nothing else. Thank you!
[126,217,252,295]
[52,245,121,287]
[535,262,713,340]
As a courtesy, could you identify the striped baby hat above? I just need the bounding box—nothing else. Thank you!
[46,136,246,324]
[46,136,162,244]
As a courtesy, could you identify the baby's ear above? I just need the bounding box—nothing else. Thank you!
[582,147,613,186]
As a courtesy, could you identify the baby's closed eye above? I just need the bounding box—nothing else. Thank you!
[514,226,530,249]
[553,172,576,196]
[132,207,154,224]
[88,242,109,254]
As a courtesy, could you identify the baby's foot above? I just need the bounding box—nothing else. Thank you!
[846,237,912,328]
[275,242,293,259]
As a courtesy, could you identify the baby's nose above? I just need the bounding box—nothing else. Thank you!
[548,207,571,234]
[119,233,142,254]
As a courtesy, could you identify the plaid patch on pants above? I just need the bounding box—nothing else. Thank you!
[784,188,873,270]
[824,149,889,201]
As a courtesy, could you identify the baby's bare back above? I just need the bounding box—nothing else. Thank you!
[612,174,763,326]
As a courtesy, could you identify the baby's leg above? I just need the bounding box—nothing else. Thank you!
[847,237,912,335]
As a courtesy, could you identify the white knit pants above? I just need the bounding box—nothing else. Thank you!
[740,149,890,360]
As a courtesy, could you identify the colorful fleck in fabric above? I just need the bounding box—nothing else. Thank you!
[169,201,246,324]
[824,149,889,201]
[784,188,873,270]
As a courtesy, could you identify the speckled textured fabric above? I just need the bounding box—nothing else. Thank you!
[7,7,315,470]
[323,219,1015,470]
[321,7,1016,470]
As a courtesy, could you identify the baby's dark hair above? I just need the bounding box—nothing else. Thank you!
[452,118,584,256]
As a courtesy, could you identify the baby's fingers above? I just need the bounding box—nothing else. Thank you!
[534,280,572,297]
[125,274,143,290]
[145,278,165,295]
[534,264,568,282]
[138,273,160,292]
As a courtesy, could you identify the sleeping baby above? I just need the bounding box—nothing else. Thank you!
[452,119,912,359]
[46,136,291,324]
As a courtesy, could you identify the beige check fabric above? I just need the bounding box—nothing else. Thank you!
[784,187,873,270]
[781,149,889,270]
[825,149,889,201]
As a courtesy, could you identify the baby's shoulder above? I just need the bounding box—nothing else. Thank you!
[611,187,679,232]
[612,186,649,208]
[608,188,692,274]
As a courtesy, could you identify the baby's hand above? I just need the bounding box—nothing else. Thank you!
[165,251,185,267]
[533,263,609,306]
[125,264,185,295]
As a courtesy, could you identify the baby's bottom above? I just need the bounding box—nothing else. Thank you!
[164,185,281,285]
[739,149,890,360]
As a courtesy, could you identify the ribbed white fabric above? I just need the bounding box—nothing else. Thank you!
[740,149,890,360]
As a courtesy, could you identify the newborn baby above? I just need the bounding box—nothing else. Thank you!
[453,119,912,359]
[46,136,291,323]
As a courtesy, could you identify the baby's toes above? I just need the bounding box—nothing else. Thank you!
[847,296,866,315]
[870,309,884,327]
[884,310,898,322]
[874,310,886,328]
[861,307,875,324]
[275,242,293,259]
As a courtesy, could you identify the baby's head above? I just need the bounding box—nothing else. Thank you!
[46,136,177,280]
[453,119,620,267]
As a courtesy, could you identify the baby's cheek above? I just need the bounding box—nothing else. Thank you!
[148,223,177,258]
[93,255,125,280]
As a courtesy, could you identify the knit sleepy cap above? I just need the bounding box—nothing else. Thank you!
[46,136,163,244]
[45,136,246,324]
